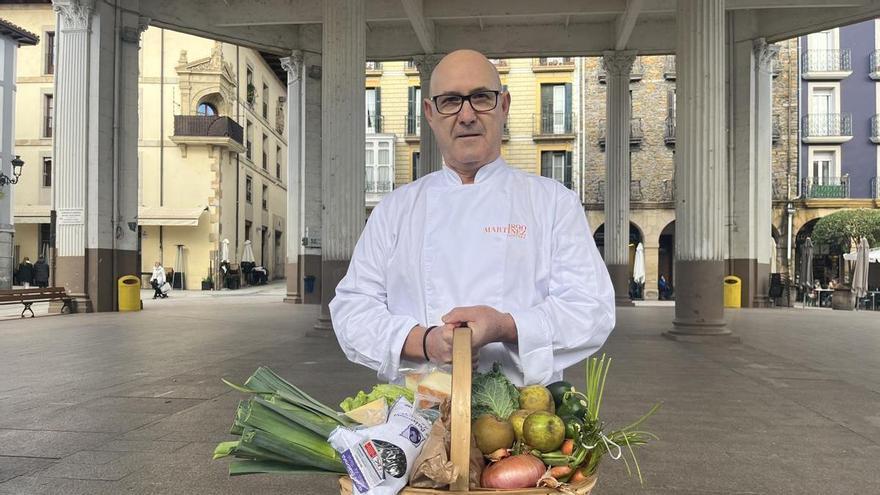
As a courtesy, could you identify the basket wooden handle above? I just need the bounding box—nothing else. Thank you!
[449,326,473,492]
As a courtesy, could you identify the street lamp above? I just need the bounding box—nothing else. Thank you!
[0,155,24,186]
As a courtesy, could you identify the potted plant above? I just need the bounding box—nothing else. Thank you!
[811,209,880,310]
[201,276,214,291]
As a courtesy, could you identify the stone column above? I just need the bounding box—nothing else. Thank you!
[728,37,777,308]
[413,54,443,178]
[602,51,636,306]
[301,50,323,305]
[281,51,304,304]
[314,0,365,331]
[643,243,660,300]
[53,0,95,309]
[53,0,141,312]
[666,0,735,339]
[0,39,19,289]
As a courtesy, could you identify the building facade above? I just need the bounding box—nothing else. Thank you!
[4,3,287,291]
[364,50,801,302]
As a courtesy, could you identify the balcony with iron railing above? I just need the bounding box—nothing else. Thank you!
[365,61,382,74]
[533,112,575,139]
[664,116,675,146]
[872,115,880,143]
[662,179,675,202]
[598,118,644,148]
[366,112,383,134]
[365,180,393,194]
[802,49,852,79]
[489,58,510,73]
[404,60,419,75]
[772,114,781,143]
[801,113,852,143]
[598,56,644,82]
[664,56,675,80]
[406,113,421,140]
[590,179,649,204]
[801,176,849,199]
[871,51,880,80]
[533,57,575,71]
[171,115,245,152]
[772,177,790,201]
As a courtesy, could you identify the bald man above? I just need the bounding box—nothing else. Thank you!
[330,50,614,386]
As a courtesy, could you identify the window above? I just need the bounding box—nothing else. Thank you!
[262,83,269,119]
[540,150,572,189]
[540,83,572,134]
[246,175,253,203]
[811,88,835,115]
[276,145,282,179]
[45,31,55,74]
[811,150,836,184]
[42,157,52,187]
[44,94,54,138]
[197,102,216,116]
[407,86,421,135]
[365,139,392,193]
[262,134,268,170]
[245,220,252,241]
[412,152,420,180]
[246,67,254,105]
[262,185,268,210]
[366,88,381,133]
[245,121,253,159]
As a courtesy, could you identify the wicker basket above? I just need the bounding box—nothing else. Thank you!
[339,327,597,494]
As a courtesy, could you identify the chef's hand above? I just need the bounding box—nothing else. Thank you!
[440,305,518,355]
[425,324,480,368]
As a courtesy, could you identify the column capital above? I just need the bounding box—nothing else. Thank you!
[412,54,444,75]
[280,51,304,84]
[602,50,637,77]
[53,0,95,32]
[753,38,779,75]
[121,16,150,44]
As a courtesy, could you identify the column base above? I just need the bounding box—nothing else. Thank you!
[728,258,772,308]
[662,330,741,344]
[312,258,349,333]
[607,263,633,306]
[284,261,302,303]
[671,259,732,337]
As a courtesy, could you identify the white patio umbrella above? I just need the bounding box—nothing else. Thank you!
[221,238,230,262]
[844,247,880,263]
[852,237,870,301]
[633,242,646,285]
[770,237,778,273]
[242,240,256,263]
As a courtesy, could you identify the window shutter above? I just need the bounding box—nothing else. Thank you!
[564,83,573,132]
[375,87,382,132]
[541,85,553,132]
[540,151,550,178]
[564,151,573,189]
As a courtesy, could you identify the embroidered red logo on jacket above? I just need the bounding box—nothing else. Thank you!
[483,224,528,239]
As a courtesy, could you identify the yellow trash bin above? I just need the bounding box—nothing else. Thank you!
[118,275,142,312]
[723,276,742,308]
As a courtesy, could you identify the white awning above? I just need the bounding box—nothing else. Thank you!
[138,206,206,226]
[14,205,50,224]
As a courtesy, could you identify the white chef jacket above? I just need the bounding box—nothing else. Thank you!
[329,157,615,386]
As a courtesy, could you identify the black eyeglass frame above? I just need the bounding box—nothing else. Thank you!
[430,90,503,115]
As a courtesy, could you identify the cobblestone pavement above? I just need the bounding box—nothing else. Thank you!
[0,294,877,494]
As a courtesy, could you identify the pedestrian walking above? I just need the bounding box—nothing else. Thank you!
[33,256,49,288]
[150,261,168,299]
[18,257,34,289]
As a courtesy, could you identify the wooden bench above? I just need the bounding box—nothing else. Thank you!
[0,287,73,318]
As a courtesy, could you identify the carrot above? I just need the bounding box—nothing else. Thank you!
[549,465,572,479]
[569,467,588,484]
[560,439,575,455]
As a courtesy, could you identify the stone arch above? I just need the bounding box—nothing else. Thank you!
[192,89,229,116]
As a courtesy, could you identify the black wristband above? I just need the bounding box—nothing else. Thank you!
[422,326,438,362]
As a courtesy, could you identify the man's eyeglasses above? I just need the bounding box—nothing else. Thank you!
[431,90,502,115]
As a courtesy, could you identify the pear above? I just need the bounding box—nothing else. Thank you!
[508,409,533,442]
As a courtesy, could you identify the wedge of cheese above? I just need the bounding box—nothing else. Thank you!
[415,370,452,409]
[343,398,388,426]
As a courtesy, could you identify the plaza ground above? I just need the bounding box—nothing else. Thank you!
[0,286,878,494]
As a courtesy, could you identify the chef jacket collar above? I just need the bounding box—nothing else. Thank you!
[441,156,506,186]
